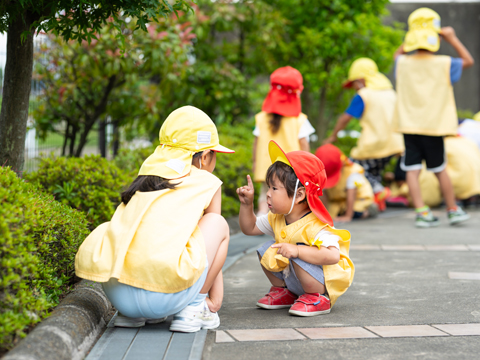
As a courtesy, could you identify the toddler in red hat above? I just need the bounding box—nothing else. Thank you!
[252,66,316,215]
[237,141,354,316]
[315,144,377,222]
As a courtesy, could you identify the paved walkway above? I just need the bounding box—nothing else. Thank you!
[203,208,480,360]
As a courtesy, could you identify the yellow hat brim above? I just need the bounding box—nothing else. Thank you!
[404,29,440,52]
[138,145,193,179]
[268,141,292,167]
[210,144,235,153]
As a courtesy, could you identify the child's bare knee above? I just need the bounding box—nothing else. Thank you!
[202,213,229,235]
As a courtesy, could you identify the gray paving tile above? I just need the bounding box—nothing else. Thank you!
[85,327,139,360]
[448,272,480,280]
[164,332,196,360]
[124,322,172,360]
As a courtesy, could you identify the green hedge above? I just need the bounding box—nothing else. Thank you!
[25,155,129,230]
[0,166,89,352]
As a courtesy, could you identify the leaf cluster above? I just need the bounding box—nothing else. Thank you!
[0,166,89,352]
[25,155,129,230]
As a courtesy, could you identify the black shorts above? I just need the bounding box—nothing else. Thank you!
[400,134,446,173]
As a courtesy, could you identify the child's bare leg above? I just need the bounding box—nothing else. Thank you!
[292,262,326,294]
[198,213,229,301]
[257,254,284,287]
[406,169,424,208]
[206,271,223,313]
[434,169,457,209]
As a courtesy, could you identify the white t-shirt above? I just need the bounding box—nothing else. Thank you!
[253,118,316,141]
[255,214,340,250]
[458,119,480,149]
[346,173,367,190]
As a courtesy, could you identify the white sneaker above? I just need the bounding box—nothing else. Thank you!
[169,301,220,332]
[114,313,167,328]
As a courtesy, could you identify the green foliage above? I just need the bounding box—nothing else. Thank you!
[0,166,89,352]
[0,1,191,43]
[33,17,193,156]
[25,155,129,230]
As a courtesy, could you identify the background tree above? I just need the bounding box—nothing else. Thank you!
[0,0,190,173]
[33,17,193,157]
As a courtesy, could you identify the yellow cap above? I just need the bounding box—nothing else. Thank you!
[139,106,234,179]
[473,112,480,122]
[404,8,441,52]
[268,140,292,167]
[343,58,392,90]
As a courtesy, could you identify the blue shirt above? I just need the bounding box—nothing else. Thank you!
[346,57,463,119]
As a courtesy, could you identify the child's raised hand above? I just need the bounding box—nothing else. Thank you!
[271,243,299,259]
[236,175,255,206]
[440,26,456,42]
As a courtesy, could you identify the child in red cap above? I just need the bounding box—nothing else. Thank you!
[315,144,377,222]
[252,66,316,215]
[237,141,354,316]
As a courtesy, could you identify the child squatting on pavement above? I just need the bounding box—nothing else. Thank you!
[393,7,474,227]
[237,141,354,316]
[75,106,234,332]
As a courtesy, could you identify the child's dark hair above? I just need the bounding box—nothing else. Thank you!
[269,113,283,134]
[121,151,211,205]
[265,161,307,203]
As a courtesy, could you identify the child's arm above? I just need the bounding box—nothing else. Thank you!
[299,137,310,152]
[323,113,353,145]
[440,27,474,69]
[236,175,264,235]
[335,188,355,222]
[394,44,406,60]
[271,243,340,266]
[204,187,222,215]
[206,270,223,313]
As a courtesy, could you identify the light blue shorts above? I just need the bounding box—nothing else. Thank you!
[102,265,208,319]
[257,240,325,296]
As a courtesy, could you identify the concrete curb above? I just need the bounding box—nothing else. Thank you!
[3,280,112,360]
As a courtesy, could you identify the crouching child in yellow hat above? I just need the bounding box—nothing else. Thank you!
[237,141,354,316]
[324,58,404,211]
[75,106,234,332]
[393,7,474,227]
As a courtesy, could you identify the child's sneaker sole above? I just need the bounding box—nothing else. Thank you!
[415,220,440,228]
[449,213,470,225]
[289,308,331,317]
[256,302,292,310]
[169,316,220,333]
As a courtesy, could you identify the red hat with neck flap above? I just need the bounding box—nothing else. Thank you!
[268,140,333,226]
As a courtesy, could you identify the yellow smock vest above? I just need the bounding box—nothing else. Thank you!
[75,167,222,293]
[350,87,404,160]
[394,54,457,136]
[261,212,353,307]
[325,162,374,217]
[419,136,480,206]
[254,111,307,182]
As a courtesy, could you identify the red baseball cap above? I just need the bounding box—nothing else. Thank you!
[314,144,343,189]
[262,66,304,117]
[269,141,333,226]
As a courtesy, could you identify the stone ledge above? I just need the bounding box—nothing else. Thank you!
[2,280,111,360]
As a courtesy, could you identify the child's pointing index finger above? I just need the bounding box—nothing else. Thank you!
[246,174,253,189]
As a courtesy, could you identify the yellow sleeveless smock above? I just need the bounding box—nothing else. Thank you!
[350,87,404,160]
[260,212,353,307]
[418,136,480,206]
[253,111,307,182]
[75,167,222,293]
[394,54,457,136]
[325,162,374,217]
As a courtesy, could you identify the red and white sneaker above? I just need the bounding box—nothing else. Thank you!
[256,286,297,309]
[288,293,331,316]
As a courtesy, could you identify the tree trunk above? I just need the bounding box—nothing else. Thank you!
[0,12,35,175]
[62,122,70,156]
[99,119,106,158]
[112,121,120,157]
[316,86,328,143]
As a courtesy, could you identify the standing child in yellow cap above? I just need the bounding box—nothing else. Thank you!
[393,7,474,227]
[75,106,234,332]
[253,66,316,215]
[237,141,354,316]
[324,58,404,211]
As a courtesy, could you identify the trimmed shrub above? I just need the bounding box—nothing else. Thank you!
[0,166,89,352]
[25,155,129,230]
